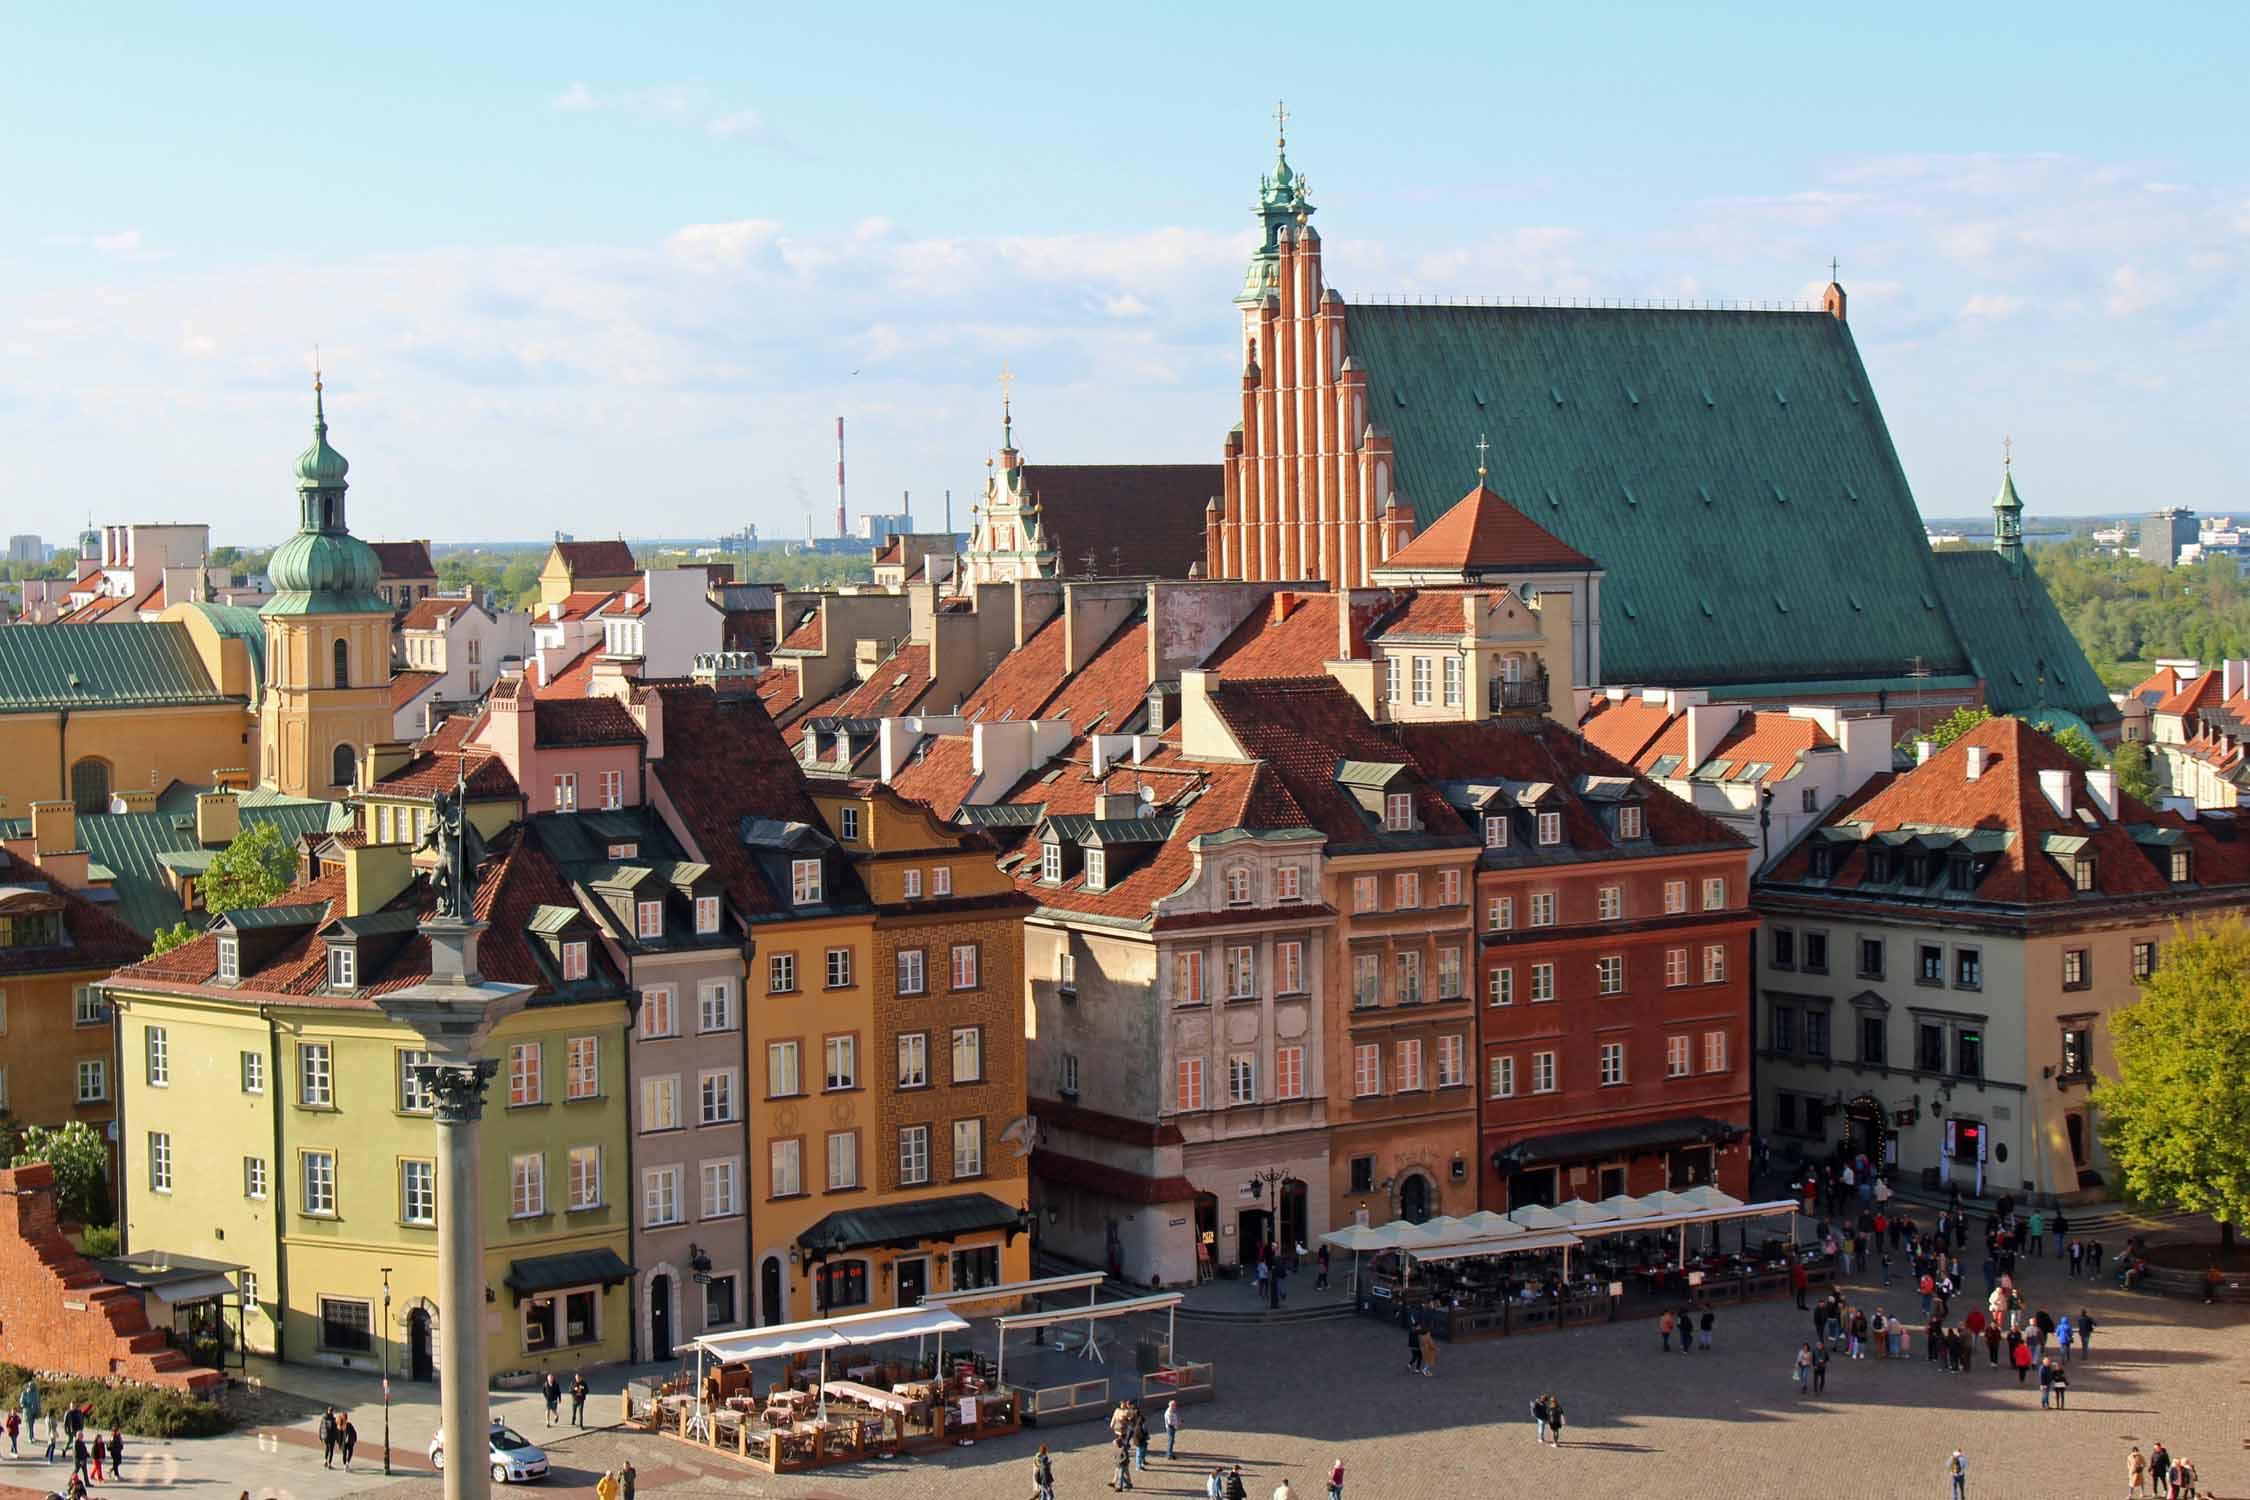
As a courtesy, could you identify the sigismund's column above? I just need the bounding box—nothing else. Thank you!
[377,911,530,1500]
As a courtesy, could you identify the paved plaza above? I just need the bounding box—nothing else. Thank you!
[4,1250,2238,1500]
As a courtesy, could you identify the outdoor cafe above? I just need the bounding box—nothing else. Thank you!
[1329,1187,1827,1342]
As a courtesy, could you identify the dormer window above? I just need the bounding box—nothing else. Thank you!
[217,936,240,983]
[791,858,823,905]
[1906,854,1930,886]
[839,805,860,841]
[1275,864,1302,902]
[327,944,357,991]
[2170,849,2192,884]
[1866,848,1893,883]
[1383,793,1414,833]
[1225,867,1251,905]
[1041,842,1062,884]
[561,940,589,981]
[635,900,663,938]
[1084,848,1108,892]
[694,896,720,934]
[1536,811,1562,846]
[1616,804,1644,840]
[1810,846,1836,880]
[607,842,638,860]
[2073,856,2096,892]
[1484,816,1509,849]
[1948,856,1977,894]
[0,910,63,948]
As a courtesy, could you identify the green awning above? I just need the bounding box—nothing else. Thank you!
[796,1192,1023,1256]
[504,1248,634,1299]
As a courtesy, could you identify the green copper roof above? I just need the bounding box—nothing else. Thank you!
[1931,549,2118,723]
[0,622,229,712]
[1993,469,2023,512]
[295,380,351,490]
[1341,302,2104,720]
[175,601,269,705]
[264,530,387,615]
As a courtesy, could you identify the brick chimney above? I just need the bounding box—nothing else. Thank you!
[29,801,76,856]
[194,790,240,848]
[343,842,414,918]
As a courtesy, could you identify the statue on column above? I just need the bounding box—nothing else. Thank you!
[415,762,471,919]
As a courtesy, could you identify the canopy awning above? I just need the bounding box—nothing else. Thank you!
[504,1248,636,1298]
[693,1304,970,1365]
[796,1191,1022,1256]
[1319,1224,1396,1252]
[1491,1114,1740,1171]
[919,1271,1105,1310]
[993,1291,1183,1334]
[1405,1230,1582,1265]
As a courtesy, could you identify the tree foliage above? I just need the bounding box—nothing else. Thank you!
[2094,921,2250,1242]
[203,820,297,915]
[2051,725,2104,768]
[2113,739,2159,804]
[2037,540,2250,689]
[149,920,199,955]
[11,1120,113,1227]
[1900,706,1993,756]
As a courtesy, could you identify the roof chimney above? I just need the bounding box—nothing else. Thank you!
[2038,767,2074,819]
[2226,659,2250,702]
[1963,745,1987,782]
[1095,791,1141,821]
[194,791,240,849]
[1914,738,1934,765]
[2084,768,2119,819]
[29,800,77,857]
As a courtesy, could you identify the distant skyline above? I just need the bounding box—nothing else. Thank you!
[5,2,2246,544]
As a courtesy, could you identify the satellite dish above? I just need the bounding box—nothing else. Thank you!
[1000,1115,1040,1157]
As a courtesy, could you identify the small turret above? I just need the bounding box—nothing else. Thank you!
[1993,437,2024,571]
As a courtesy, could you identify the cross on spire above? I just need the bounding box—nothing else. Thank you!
[2004,434,2013,469]
[1274,99,1288,148]
[1829,256,1839,283]
[999,364,1015,446]
[1475,433,1490,483]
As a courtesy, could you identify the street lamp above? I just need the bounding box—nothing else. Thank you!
[380,1267,394,1475]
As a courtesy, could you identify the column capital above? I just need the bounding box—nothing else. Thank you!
[420,1058,501,1123]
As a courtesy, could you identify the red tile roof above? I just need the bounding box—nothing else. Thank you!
[1365,588,1491,639]
[753,664,804,717]
[2128,665,2190,704]
[548,590,618,623]
[400,596,475,632]
[1206,678,1467,846]
[886,735,979,820]
[389,670,443,710]
[533,647,600,699]
[552,540,638,577]
[1039,619,1150,739]
[372,719,521,800]
[1017,464,1222,579]
[368,541,437,580]
[960,615,1069,722]
[0,850,149,974]
[648,685,825,918]
[787,644,934,740]
[1396,720,1747,852]
[1578,695,1682,766]
[533,696,643,748]
[778,609,823,653]
[1204,593,1342,680]
[1378,482,1598,574]
[2153,670,2221,719]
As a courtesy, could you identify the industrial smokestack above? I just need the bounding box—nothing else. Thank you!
[903,489,911,527]
[945,488,952,534]
[835,416,847,539]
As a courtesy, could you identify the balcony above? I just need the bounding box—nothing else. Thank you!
[1488,668,1550,715]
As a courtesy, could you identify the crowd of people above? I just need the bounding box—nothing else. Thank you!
[8,1381,128,1498]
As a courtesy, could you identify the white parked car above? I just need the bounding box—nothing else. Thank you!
[429,1422,549,1484]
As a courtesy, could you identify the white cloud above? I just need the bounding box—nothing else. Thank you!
[665,219,786,271]
[552,82,595,111]
[1959,293,2023,321]
[2106,265,2163,317]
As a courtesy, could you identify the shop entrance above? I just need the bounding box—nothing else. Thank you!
[1398,1172,1434,1223]
[760,1256,784,1325]
[1846,1095,1889,1164]
[1507,1167,1556,1210]
[895,1257,928,1307]
[1236,1208,1273,1267]
[1597,1163,1628,1200]
[407,1307,434,1381]
[649,1273,674,1360]
[1668,1146,1714,1188]
[1279,1178,1308,1254]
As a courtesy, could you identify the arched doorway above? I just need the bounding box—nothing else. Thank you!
[649,1273,673,1361]
[69,757,111,814]
[1398,1172,1434,1224]
[1845,1094,1890,1166]
[407,1307,434,1381]
[759,1257,783,1326]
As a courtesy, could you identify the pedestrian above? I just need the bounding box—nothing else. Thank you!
[2012,1339,2032,1384]
[2026,1208,2045,1257]
[1404,1316,1423,1375]
[542,1371,562,1427]
[594,1469,619,1500]
[2038,1358,2054,1409]
[66,1475,85,1500]
[1225,1463,1249,1500]
[1031,1444,1055,1500]
[13,1378,34,1459]
[2127,1446,2147,1499]
[2049,1360,2067,1410]
[1531,1393,1551,1442]
[1272,1480,1296,1500]
[1698,1308,1714,1349]
[1111,1430,1134,1491]
[1948,1448,1967,1500]
[2052,1212,2069,1257]
[106,1427,121,1481]
[318,1406,338,1468]
[2150,1444,2171,1496]
[339,1413,357,1471]
[1326,1457,1345,1500]
[2055,1313,2073,1364]
[1811,1341,1828,1394]
[72,1434,89,1481]
[1315,1244,1330,1291]
[1165,1397,1181,1460]
[1791,1258,1809,1310]
[570,1371,589,1427]
[1659,1308,1674,1351]
[1133,1412,1151,1471]
[1207,1467,1226,1500]
[2078,1310,2095,1357]
[1546,1396,1565,1447]
[88,1431,104,1485]
[1794,1342,1811,1394]
[619,1458,636,1500]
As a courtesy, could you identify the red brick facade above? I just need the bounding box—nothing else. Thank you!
[0,1164,219,1393]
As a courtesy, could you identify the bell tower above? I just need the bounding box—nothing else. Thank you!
[257,373,397,798]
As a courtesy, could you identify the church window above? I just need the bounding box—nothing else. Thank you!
[333,638,350,688]
[69,757,112,814]
[331,744,357,789]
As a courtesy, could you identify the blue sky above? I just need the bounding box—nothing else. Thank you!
[5,1,2246,544]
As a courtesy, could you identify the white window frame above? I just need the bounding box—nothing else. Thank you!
[694,895,721,934]
[825,1131,859,1191]
[791,858,823,905]
[1352,1043,1382,1098]
[1598,885,1623,920]
[302,1149,338,1215]
[246,1155,269,1201]
[898,1125,931,1185]
[643,1165,683,1227]
[148,1132,172,1194]
[700,1157,741,1219]
[1702,876,1727,911]
[950,943,979,990]
[1437,1033,1465,1088]
[511,1152,546,1217]
[896,948,926,995]
[903,868,923,899]
[824,1034,857,1092]
[769,1138,803,1198]
[699,1067,739,1125]
[1531,1051,1557,1094]
[1175,1058,1205,1112]
[640,1075,680,1132]
[635,900,664,939]
[1596,955,1625,995]
[1489,965,1514,1006]
[767,1040,801,1098]
[1530,962,1555,1002]
[1277,1044,1305,1100]
[146,1025,168,1087]
[508,1041,543,1107]
[1667,1035,1693,1077]
[1704,1029,1728,1073]
[298,1042,333,1107]
[1484,815,1509,849]
[951,1026,983,1084]
[1529,891,1556,927]
[951,1119,984,1179]
[697,980,736,1033]
[1599,1042,1627,1087]
[826,946,853,988]
[1664,880,1688,914]
[1489,1054,1516,1098]
[401,1158,435,1224]
[1536,810,1562,845]
[1226,1052,1257,1106]
[897,1031,928,1089]
[1395,1038,1425,1092]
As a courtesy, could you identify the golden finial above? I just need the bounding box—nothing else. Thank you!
[2004,434,2013,470]
[1274,99,1289,149]
[313,343,323,395]
[1475,433,1490,482]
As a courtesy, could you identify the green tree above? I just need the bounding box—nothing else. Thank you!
[2051,725,2104,768]
[203,821,296,914]
[2094,921,2250,1249]
[1900,706,1993,756]
[12,1120,113,1227]
[149,920,200,955]
[2113,739,2159,804]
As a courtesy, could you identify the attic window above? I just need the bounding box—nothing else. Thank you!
[1536,811,1563,846]
[217,937,240,983]
[2171,849,2192,884]
[636,900,664,938]
[1484,815,1510,849]
[1616,804,1644,840]
[1041,842,1063,884]
[790,858,823,906]
[2073,856,2096,892]
[1084,848,1108,892]
[1948,856,1976,894]
[1867,849,1894,883]
[327,945,357,991]
[1906,853,1930,886]
[1809,846,1835,880]
[1383,793,1414,833]
[608,842,638,859]
[561,940,589,981]
[1225,867,1251,905]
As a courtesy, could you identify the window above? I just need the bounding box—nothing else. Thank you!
[2171,848,2192,884]
[899,1124,932,1185]
[1395,872,1421,908]
[1596,955,1624,995]
[1531,1051,1557,1094]
[699,1068,738,1124]
[145,1026,168,1087]
[1353,952,1381,1008]
[951,1026,984,1083]
[1488,1054,1516,1097]
[1802,932,1829,974]
[1599,1041,1626,1086]
[319,1298,373,1354]
[1859,1013,1887,1064]
[552,773,578,812]
[1443,654,1462,706]
[952,1119,984,1178]
[817,1259,869,1309]
[71,984,102,1023]
[561,940,589,981]
[640,986,677,1037]
[1955,948,1982,990]
[76,1059,106,1103]
[1384,654,1400,702]
[2073,857,2096,893]
[932,866,952,896]
[952,1244,1001,1292]
[825,1131,859,1191]
[896,949,926,996]
[1175,1058,1205,1111]
[1597,885,1623,921]
[1384,793,1414,832]
[1277,940,1304,994]
[1805,1009,1830,1059]
[695,980,736,1035]
[1276,864,1302,902]
[1802,787,1819,813]
[1704,1029,1727,1073]
[904,868,923,900]
[1918,944,1945,984]
[1770,928,1796,969]
[1438,868,1462,907]
[1438,946,1463,999]
[2063,948,2089,989]
[769,1139,802,1197]
[1529,891,1556,927]
[951,943,979,990]
[1227,1052,1257,1106]
[331,741,356,788]
[1955,1029,1984,1078]
[599,769,623,810]
[1663,880,1687,914]
[1617,805,1644,840]
[897,1032,928,1088]
[1395,1038,1425,1092]
[1487,895,1513,930]
[243,1049,267,1093]
[813,946,850,990]
[1225,866,1251,905]
[838,804,859,841]
[1702,876,1726,910]
[148,1132,172,1193]
[401,1159,433,1224]
[643,1165,682,1226]
[701,1272,738,1328]
[298,1043,333,1107]
[2132,940,2157,980]
[1537,811,1562,846]
[1277,1045,1305,1100]
[511,1152,546,1217]
[701,1157,741,1218]
[2061,1025,2094,1078]
[694,896,721,935]
[1041,843,1062,883]
[1667,1035,1692,1077]
[824,1035,857,1091]
[1352,1043,1381,1098]
[791,858,823,905]
[508,1041,543,1106]
[632,900,663,940]
[1349,1155,1376,1194]
[1771,1005,1799,1054]
[244,1155,269,1200]
[1395,950,1423,1003]
[1173,950,1204,1004]
[1061,1052,1080,1097]
[1227,945,1256,998]
[1352,876,1379,913]
[1411,654,1431,705]
[1664,947,1689,986]
[1529,962,1555,1002]
[1437,1034,1464,1088]
[767,1041,801,1098]
[302,1150,337,1215]
[1489,965,1514,1005]
[1916,1021,1945,1073]
[1859,937,1885,979]
[1702,944,1728,983]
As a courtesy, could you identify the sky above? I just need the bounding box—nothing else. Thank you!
[4,1,2246,546]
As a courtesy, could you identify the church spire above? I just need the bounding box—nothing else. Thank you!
[1237,102,1315,307]
[1992,435,2024,570]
